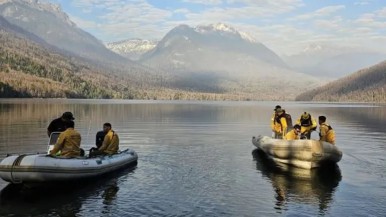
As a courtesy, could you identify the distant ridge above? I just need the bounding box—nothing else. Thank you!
[283,43,386,79]
[295,60,386,102]
[0,0,128,64]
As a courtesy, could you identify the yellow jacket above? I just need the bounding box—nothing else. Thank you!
[99,130,119,155]
[319,123,336,145]
[271,113,281,132]
[50,128,81,157]
[271,113,288,138]
[285,129,300,140]
[296,117,317,134]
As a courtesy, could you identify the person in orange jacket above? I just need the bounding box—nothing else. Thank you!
[285,124,301,140]
[271,107,288,139]
[49,120,81,157]
[318,116,336,145]
[90,123,119,157]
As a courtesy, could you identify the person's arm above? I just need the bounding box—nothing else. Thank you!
[99,132,111,152]
[295,118,301,125]
[281,117,288,138]
[311,118,317,131]
[270,113,275,131]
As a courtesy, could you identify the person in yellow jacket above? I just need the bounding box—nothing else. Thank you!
[296,112,317,139]
[271,105,281,138]
[49,120,81,157]
[271,108,288,139]
[90,123,119,157]
[318,116,336,145]
[285,124,301,140]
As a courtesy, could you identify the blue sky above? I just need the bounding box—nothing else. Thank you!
[48,0,386,55]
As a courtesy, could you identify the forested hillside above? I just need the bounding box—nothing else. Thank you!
[0,29,119,98]
[0,29,266,100]
[295,60,386,102]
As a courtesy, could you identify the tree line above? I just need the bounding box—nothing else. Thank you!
[295,60,386,103]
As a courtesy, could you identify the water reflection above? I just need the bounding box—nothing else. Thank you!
[252,149,342,215]
[0,165,136,217]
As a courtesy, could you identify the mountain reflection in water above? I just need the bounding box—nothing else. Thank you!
[252,148,342,214]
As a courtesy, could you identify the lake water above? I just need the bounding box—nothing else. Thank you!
[0,99,385,217]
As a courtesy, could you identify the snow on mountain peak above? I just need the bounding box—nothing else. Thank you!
[194,23,257,43]
[303,43,323,52]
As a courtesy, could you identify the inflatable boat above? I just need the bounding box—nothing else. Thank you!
[0,132,138,184]
[0,149,138,184]
[252,135,342,169]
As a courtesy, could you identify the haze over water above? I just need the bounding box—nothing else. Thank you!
[0,99,385,216]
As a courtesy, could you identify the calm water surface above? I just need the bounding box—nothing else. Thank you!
[0,99,385,217]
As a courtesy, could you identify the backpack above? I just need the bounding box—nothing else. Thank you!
[95,131,106,148]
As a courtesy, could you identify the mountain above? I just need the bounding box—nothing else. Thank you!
[283,43,386,78]
[140,23,288,70]
[0,18,274,101]
[0,14,172,99]
[295,60,386,102]
[106,39,157,60]
[0,14,47,44]
[0,0,127,64]
[137,23,322,100]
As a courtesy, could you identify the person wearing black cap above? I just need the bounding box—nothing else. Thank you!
[271,105,282,138]
[47,111,75,137]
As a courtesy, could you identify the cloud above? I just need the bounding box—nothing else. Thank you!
[292,5,346,21]
[182,0,223,5]
[354,12,386,28]
[61,0,386,55]
[314,16,344,31]
[376,7,386,18]
[354,1,370,5]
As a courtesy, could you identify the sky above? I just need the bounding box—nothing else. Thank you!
[48,0,386,56]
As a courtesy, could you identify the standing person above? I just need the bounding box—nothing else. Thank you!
[285,124,301,140]
[318,116,336,145]
[271,105,282,138]
[272,108,288,139]
[89,123,119,157]
[49,120,82,157]
[47,111,75,137]
[296,112,317,139]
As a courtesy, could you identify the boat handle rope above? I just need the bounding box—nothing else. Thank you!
[10,154,27,184]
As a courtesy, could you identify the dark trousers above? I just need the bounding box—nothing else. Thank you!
[89,147,106,157]
[302,131,312,139]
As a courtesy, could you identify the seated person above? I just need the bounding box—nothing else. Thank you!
[319,115,336,145]
[285,124,301,140]
[89,130,106,153]
[49,120,82,157]
[47,111,75,137]
[89,123,119,157]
